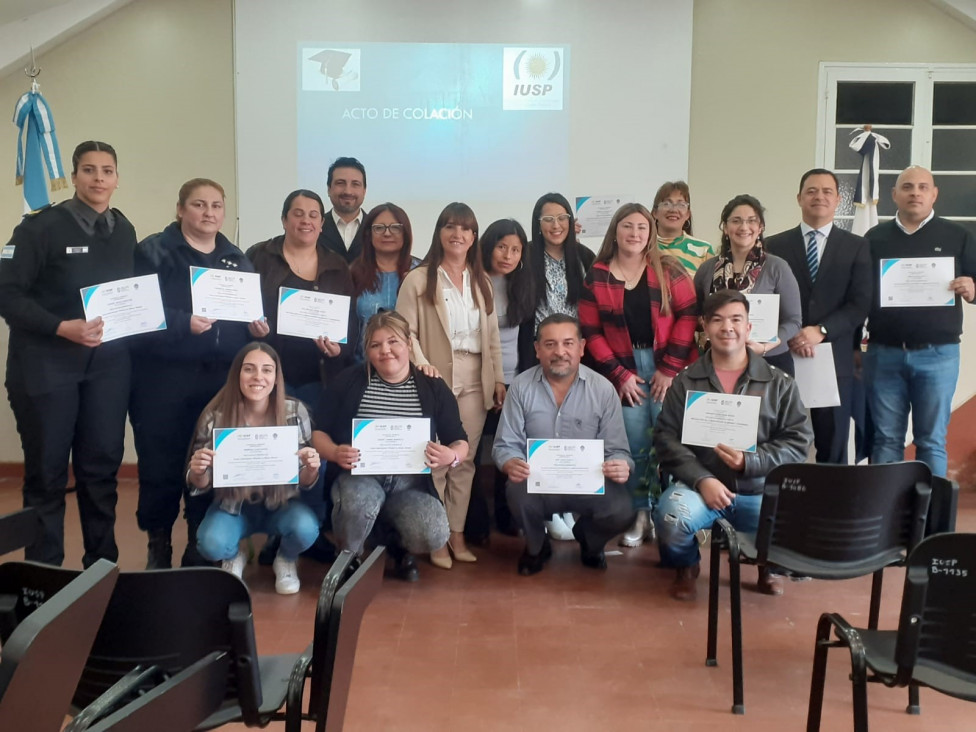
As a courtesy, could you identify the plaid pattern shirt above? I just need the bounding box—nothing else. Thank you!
[579,260,698,391]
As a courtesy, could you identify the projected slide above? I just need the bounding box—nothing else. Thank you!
[297,43,570,200]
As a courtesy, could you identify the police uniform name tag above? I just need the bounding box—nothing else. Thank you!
[66,246,89,254]
[1,245,15,259]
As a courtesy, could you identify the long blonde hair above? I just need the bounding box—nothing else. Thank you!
[595,202,682,316]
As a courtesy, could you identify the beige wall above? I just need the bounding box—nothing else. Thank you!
[0,0,974,463]
[0,0,235,461]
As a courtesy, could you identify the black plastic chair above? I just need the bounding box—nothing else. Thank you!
[283,546,386,732]
[807,532,976,731]
[706,461,933,714]
[69,651,230,732]
[0,508,36,556]
[0,559,118,730]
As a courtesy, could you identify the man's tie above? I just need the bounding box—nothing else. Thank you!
[806,230,819,282]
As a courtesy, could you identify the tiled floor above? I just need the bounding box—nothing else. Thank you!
[2,478,974,731]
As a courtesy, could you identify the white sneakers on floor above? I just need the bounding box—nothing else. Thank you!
[221,548,300,595]
[545,512,577,541]
[272,554,300,595]
[221,549,246,579]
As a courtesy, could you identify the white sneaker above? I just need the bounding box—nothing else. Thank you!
[619,510,649,547]
[273,554,300,595]
[221,550,246,579]
[545,513,575,541]
[560,512,577,531]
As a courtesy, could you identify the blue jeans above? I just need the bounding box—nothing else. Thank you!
[196,499,320,561]
[863,343,958,477]
[654,483,762,567]
[622,348,663,509]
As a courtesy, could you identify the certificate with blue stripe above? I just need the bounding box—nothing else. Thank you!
[526,438,604,494]
[681,391,760,453]
[213,425,300,488]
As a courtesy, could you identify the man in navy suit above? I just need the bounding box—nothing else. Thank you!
[319,156,367,262]
[766,168,872,464]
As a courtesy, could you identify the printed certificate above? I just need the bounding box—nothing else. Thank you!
[190,267,264,322]
[575,195,634,239]
[792,342,841,409]
[276,288,350,343]
[351,418,431,475]
[212,425,300,488]
[879,257,955,308]
[681,391,761,453]
[526,438,605,495]
[744,293,780,343]
[80,274,166,343]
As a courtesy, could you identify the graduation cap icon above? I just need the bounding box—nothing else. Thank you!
[310,49,359,91]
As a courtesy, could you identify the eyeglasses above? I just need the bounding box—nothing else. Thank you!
[538,214,572,225]
[656,201,690,212]
[727,217,761,227]
[371,223,404,235]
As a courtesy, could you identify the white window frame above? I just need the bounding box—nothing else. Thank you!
[817,62,976,228]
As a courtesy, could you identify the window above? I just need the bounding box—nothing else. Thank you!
[818,64,976,236]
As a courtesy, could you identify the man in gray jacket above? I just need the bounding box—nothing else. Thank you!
[653,289,812,601]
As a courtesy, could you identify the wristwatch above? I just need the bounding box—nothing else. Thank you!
[449,452,461,468]
[818,324,828,337]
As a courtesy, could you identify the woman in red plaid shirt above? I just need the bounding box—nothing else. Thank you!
[579,203,698,547]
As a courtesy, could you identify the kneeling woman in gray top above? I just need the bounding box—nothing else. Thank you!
[312,311,467,581]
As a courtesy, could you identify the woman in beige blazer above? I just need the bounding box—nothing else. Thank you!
[396,202,505,568]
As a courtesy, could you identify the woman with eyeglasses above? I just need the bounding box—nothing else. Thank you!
[396,202,505,568]
[694,194,801,374]
[527,193,595,540]
[579,203,698,548]
[651,181,716,275]
[350,203,421,362]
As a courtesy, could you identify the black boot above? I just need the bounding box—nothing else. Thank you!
[180,521,212,567]
[146,529,172,570]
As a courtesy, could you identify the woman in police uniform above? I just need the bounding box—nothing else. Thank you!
[0,140,136,567]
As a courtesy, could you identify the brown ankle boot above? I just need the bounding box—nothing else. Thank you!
[670,563,701,601]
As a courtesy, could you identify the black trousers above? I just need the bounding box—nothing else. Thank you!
[810,374,854,464]
[506,478,634,556]
[7,348,129,567]
[129,358,225,533]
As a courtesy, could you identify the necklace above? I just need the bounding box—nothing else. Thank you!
[611,259,646,288]
[284,246,317,279]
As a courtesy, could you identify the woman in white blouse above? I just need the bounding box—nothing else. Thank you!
[396,202,505,568]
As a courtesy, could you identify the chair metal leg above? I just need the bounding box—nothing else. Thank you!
[706,533,722,666]
[806,615,834,731]
[868,569,883,630]
[851,647,869,732]
[907,681,920,714]
[729,552,745,714]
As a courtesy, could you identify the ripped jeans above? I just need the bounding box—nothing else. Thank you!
[654,483,762,568]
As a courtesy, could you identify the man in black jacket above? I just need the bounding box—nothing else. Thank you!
[766,168,872,464]
[653,290,812,601]
[318,156,367,262]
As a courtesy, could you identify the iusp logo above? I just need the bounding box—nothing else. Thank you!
[502,47,565,110]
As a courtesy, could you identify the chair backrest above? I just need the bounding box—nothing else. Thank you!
[0,508,37,557]
[0,563,264,726]
[319,546,385,732]
[307,549,359,715]
[80,651,230,732]
[755,461,932,570]
[926,475,958,536]
[0,559,118,730]
[893,532,976,687]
